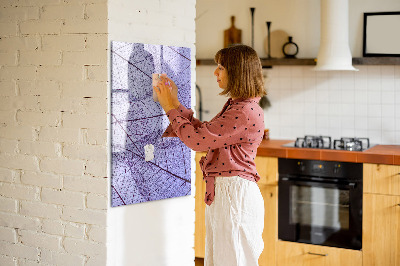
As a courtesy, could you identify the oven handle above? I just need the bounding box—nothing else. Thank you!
[280,177,357,189]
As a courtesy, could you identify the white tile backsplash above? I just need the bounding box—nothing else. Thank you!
[196,65,400,144]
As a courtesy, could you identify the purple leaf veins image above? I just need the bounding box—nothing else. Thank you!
[111,41,191,207]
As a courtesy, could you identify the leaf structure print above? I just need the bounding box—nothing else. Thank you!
[110,41,191,207]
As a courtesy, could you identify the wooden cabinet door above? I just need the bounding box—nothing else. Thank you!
[363,193,400,266]
[195,152,207,258]
[364,164,400,196]
[276,241,362,266]
[255,156,278,186]
[259,185,278,266]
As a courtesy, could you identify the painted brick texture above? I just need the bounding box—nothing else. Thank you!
[0,0,108,265]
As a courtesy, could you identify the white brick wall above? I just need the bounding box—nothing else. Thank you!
[0,0,108,265]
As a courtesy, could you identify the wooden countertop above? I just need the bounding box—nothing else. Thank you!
[257,139,400,165]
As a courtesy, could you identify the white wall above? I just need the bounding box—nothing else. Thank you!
[107,1,196,266]
[196,0,400,145]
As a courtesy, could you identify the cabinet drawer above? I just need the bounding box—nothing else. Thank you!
[277,241,362,266]
[364,164,400,196]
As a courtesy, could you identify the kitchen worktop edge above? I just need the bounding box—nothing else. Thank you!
[256,140,400,165]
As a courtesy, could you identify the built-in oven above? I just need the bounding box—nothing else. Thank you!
[278,158,363,250]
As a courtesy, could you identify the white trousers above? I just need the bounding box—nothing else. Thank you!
[205,176,264,266]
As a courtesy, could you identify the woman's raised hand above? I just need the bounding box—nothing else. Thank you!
[153,76,175,114]
[164,76,180,108]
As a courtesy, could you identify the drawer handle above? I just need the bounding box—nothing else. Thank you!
[307,252,328,257]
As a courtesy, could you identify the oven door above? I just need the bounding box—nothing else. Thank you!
[278,176,362,250]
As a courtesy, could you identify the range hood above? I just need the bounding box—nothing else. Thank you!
[314,0,358,71]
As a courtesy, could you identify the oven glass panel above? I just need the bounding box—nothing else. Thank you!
[290,185,350,243]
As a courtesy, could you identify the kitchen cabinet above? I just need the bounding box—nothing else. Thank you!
[255,156,278,186]
[276,241,362,266]
[255,157,278,266]
[363,164,400,266]
[258,184,278,266]
[195,152,207,258]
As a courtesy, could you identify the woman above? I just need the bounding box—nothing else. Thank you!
[154,44,266,266]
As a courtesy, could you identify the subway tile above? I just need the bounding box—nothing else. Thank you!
[289,67,302,78]
[304,102,316,115]
[381,65,395,77]
[328,88,341,103]
[355,116,368,130]
[341,104,355,116]
[382,104,395,118]
[367,91,381,104]
[316,116,330,128]
[382,78,395,91]
[329,103,341,116]
[316,103,329,116]
[354,90,368,104]
[368,117,382,131]
[341,128,355,137]
[381,131,396,144]
[341,89,354,103]
[393,65,400,78]
[304,88,316,103]
[341,116,355,129]
[315,77,329,90]
[367,104,381,117]
[395,119,400,131]
[367,77,381,91]
[316,89,329,103]
[279,78,291,89]
[382,117,396,131]
[291,77,304,90]
[329,116,342,129]
[382,90,395,104]
[355,104,368,117]
[367,129,382,143]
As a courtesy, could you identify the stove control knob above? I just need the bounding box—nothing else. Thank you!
[334,164,341,174]
[297,161,305,171]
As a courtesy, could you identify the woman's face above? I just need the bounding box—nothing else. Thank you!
[214,64,228,90]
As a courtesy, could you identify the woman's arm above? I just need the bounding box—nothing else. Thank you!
[162,104,203,137]
[166,106,249,152]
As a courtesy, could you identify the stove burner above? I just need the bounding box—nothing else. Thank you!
[333,137,370,151]
[295,135,332,149]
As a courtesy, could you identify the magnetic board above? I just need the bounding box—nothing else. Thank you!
[111,41,192,207]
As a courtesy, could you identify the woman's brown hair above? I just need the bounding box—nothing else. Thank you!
[214,44,266,99]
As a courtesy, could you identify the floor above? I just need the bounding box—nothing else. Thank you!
[195,257,204,266]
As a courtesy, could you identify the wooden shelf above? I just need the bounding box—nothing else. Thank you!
[352,57,400,65]
[196,57,400,67]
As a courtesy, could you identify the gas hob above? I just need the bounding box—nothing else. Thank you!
[282,135,374,151]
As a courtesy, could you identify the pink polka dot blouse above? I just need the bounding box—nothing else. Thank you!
[163,97,265,205]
